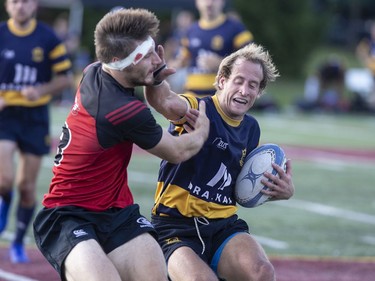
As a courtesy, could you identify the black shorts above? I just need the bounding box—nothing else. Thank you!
[151,215,249,272]
[33,204,156,279]
[0,106,50,155]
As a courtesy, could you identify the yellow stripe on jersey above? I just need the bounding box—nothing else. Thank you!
[234,31,254,49]
[185,73,216,90]
[8,19,36,37]
[52,59,72,73]
[0,90,51,107]
[212,95,242,126]
[49,44,68,60]
[152,182,238,219]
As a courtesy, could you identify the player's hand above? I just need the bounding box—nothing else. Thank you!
[0,97,6,111]
[260,159,294,200]
[197,51,222,72]
[153,45,176,83]
[183,101,209,141]
[21,86,40,101]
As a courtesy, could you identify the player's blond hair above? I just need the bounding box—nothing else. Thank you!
[214,43,279,95]
[94,8,159,64]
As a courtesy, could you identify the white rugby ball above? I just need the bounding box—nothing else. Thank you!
[235,143,286,208]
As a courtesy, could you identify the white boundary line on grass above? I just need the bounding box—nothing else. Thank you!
[361,235,375,245]
[0,269,38,281]
[275,199,375,225]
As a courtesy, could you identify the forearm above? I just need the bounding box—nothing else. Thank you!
[148,128,206,164]
[144,81,188,120]
[37,73,74,97]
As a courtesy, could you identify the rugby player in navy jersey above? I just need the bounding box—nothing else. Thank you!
[145,43,295,281]
[171,0,254,97]
[0,0,73,263]
[33,8,209,281]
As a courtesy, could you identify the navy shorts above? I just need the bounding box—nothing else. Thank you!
[33,204,156,280]
[0,106,50,155]
[151,215,249,273]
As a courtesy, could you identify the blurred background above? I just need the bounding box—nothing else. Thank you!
[1,1,375,274]
[1,0,375,113]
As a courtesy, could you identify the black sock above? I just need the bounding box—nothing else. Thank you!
[14,204,35,245]
[1,191,13,205]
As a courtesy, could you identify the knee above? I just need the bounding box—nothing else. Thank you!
[18,188,37,206]
[251,259,275,281]
[0,174,14,193]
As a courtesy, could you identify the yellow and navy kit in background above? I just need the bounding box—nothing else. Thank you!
[152,94,260,219]
[0,18,72,107]
[180,14,253,96]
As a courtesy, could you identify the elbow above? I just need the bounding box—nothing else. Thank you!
[163,151,188,164]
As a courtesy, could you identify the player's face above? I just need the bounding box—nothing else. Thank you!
[195,0,225,20]
[123,47,162,87]
[217,58,263,120]
[6,0,37,26]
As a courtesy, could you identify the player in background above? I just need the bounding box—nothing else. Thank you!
[169,0,254,97]
[356,20,375,111]
[145,43,294,281]
[0,0,73,263]
[33,8,209,281]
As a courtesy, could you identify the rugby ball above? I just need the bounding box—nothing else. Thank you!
[235,143,286,208]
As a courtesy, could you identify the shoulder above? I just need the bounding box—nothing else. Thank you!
[35,21,60,41]
[243,113,260,130]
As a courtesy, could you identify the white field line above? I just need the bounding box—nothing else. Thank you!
[253,235,289,249]
[275,199,375,225]
[361,235,375,245]
[0,270,39,281]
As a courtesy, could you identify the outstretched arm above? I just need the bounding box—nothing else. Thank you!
[147,100,209,164]
[144,44,188,121]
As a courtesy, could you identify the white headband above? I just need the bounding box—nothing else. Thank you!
[104,36,155,71]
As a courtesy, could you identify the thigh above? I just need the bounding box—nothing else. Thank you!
[64,239,122,281]
[217,233,274,281]
[108,232,168,281]
[168,246,218,281]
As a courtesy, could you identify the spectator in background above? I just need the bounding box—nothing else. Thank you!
[297,55,350,112]
[0,0,73,263]
[356,20,375,111]
[170,0,254,97]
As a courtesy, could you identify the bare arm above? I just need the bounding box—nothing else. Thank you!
[146,100,209,164]
[144,80,188,121]
[21,73,74,101]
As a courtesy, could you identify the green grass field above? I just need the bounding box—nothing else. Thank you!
[1,104,375,261]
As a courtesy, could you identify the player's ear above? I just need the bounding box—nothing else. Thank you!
[217,76,225,90]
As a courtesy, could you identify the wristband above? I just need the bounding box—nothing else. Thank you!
[153,64,167,85]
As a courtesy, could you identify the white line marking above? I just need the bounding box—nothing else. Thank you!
[362,236,375,245]
[0,269,39,281]
[275,199,375,225]
[253,235,289,249]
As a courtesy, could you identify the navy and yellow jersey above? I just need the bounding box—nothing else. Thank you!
[180,14,253,97]
[0,18,72,107]
[152,94,260,219]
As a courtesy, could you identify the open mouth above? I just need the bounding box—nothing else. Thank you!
[233,98,248,105]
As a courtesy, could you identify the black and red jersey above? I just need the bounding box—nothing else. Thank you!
[43,62,163,211]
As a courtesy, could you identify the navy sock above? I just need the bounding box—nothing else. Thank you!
[1,191,13,205]
[14,204,35,245]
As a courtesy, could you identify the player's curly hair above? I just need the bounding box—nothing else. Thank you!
[214,43,279,95]
[94,8,159,64]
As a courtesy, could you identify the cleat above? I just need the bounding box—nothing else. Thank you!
[0,197,11,233]
[9,243,30,263]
